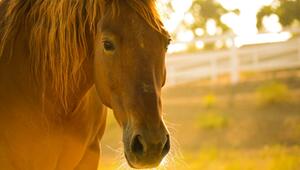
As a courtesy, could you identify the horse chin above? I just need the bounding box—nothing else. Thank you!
[124,152,161,169]
[124,153,136,168]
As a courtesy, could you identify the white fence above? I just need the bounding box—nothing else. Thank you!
[166,36,300,86]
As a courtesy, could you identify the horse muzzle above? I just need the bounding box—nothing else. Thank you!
[123,123,170,169]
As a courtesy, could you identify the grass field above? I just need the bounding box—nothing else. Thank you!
[99,71,300,170]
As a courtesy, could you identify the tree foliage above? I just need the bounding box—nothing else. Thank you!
[257,0,300,29]
[189,0,230,36]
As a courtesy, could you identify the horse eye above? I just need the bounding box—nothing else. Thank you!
[103,41,115,51]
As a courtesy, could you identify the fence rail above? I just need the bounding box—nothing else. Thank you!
[166,36,300,86]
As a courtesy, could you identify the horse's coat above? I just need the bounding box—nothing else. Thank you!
[0,0,170,169]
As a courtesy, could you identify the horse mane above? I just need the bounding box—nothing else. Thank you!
[0,0,103,111]
[0,0,169,112]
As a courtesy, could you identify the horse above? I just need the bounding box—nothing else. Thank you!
[0,0,171,169]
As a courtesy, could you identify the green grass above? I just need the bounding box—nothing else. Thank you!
[100,74,300,170]
[196,111,228,130]
[99,146,300,170]
[184,146,300,170]
[202,93,218,109]
[256,81,291,106]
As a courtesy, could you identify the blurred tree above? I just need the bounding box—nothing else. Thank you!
[257,0,300,29]
[187,0,240,50]
[161,0,238,51]
[189,0,233,37]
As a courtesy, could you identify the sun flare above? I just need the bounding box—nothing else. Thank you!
[157,0,292,53]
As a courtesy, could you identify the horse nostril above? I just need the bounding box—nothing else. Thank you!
[162,135,170,157]
[131,135,144,155]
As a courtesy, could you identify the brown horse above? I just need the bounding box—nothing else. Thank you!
[0,0,171,169]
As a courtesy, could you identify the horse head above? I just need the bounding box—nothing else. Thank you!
[94,0,171,168]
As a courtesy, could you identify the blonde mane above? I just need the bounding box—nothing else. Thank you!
[0,0,169,111]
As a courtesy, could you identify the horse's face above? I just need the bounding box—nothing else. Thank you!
[94,2,170,169]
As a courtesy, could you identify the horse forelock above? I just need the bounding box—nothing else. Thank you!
[107,0,171,40]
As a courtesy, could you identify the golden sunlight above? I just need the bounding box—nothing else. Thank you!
[157,0,292,53]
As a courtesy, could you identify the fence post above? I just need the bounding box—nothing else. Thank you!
[230,38,239,85]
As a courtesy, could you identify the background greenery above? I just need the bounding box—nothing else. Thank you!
[99,70,300,170]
